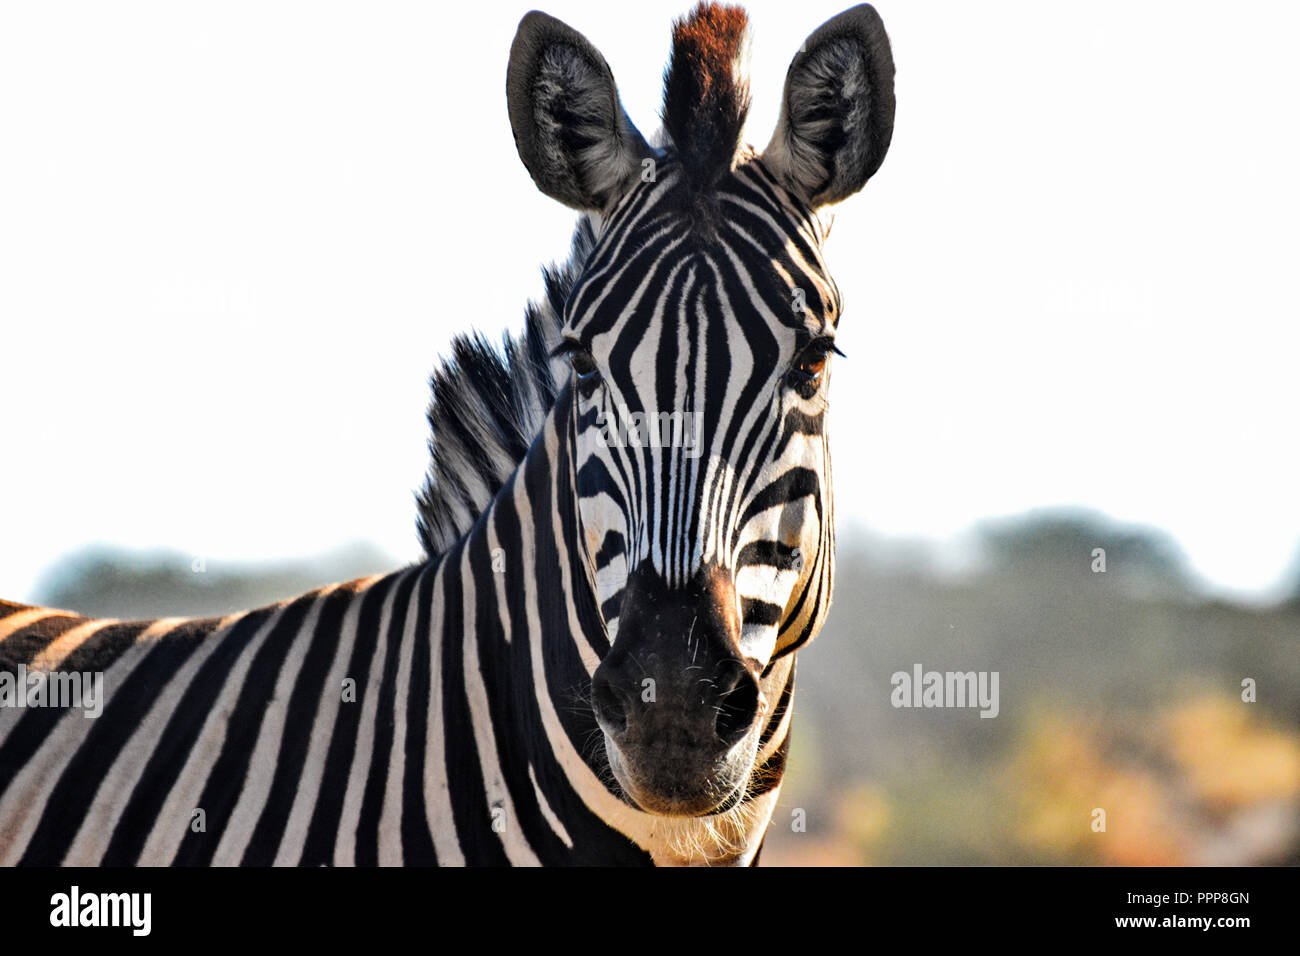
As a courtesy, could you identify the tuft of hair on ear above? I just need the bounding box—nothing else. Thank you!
[660,2,752,193]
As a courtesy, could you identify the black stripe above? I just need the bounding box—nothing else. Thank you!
[19,619,215,865]
[739,467,823,531]
[400,567,439,865]
[497,471,591,863]
[737,539,801,572]
[240,587,354,865]
[472,510,573,864]
[439,539,508,865]
[353,569,422,865]
[170,594,318,865]
[592,530,625,570]
[101,609,274,865]
[775,406,825,458]
[741,597,782,627]
[0,621,149,805]
[297,575,396,866]
[758,663,794,750]
[0,615,83,670]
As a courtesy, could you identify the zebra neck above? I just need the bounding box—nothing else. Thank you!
[415,385,659,863]
[454,379,607,697]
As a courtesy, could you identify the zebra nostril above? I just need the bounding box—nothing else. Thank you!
[591,670,628,736]
[714,670,761,746]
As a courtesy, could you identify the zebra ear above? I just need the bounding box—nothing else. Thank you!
[507,11,654,212]
[762,4,896,209]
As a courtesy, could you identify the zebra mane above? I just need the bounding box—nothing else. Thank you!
[415,216,598,557]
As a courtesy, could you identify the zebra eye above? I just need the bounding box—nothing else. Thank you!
[794,352,827,378]
[550,338,602,396]
[787,338,836,396]
[568,349,602,395]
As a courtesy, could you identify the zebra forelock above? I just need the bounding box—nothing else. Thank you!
[661,3,752,194]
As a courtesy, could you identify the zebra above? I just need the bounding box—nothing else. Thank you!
[0,1,894,866]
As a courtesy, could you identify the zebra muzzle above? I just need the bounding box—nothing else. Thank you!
[590,564,764,816]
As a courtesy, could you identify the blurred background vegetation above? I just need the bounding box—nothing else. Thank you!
[30,509,1300,866]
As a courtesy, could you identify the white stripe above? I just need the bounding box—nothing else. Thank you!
[136,606,288,864]
[62,614,244,865]
[377,568,425,865]
[0,629,166,864]
[528,762,573,850]
[333,569,412,865]
[29,618,122,672]
[210,587,339,865]
[423,559,464,865]
[0,607,66,642]
[270,578,379,865]
[0,616,122,752]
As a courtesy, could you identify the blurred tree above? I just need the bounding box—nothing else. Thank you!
[976,507,1192,595]
[33,542,397,619]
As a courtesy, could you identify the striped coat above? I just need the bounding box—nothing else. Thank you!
[0,1,894,866]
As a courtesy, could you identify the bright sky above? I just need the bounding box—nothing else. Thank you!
[1,1,1297,604]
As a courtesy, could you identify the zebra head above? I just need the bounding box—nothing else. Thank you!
[507,3,894,817]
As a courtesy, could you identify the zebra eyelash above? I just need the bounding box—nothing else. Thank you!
[549,338,586,358]
[799,334,844,359]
